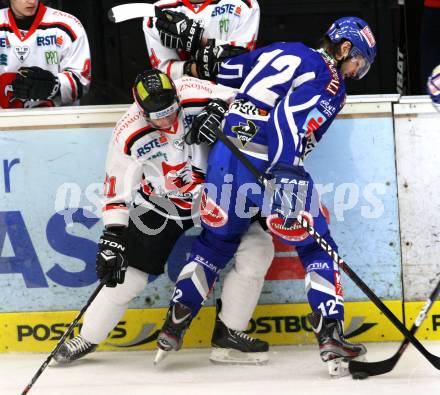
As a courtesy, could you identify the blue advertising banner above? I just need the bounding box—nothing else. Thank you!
[1,128,111,311]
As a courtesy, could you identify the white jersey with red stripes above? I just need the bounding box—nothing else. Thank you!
[102,76,237,227]
[144,0,260,80]
[0,4,91,108]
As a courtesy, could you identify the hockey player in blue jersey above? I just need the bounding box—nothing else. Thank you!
[156,17,377,376]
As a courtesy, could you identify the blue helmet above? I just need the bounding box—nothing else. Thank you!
[326,17,377,79]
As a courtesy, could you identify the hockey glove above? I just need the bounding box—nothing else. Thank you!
[194,39,249,80]
[96,227,128,288]
[268,164,311,228]
[155,8,203,54]
[12,66,60,100]
[185,99,228,145]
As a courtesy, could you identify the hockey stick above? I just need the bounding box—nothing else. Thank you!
[348,278,440,376]
[297,216,440,372]
[211,125,440,370]
[108,3,156,23]
[21,275,110,395]
[396,0,409,94]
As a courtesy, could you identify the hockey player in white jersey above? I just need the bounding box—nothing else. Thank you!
[0,0,91,108]
[144,0,259,80]
[53,69,274,366]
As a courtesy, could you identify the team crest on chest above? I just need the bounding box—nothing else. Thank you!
[231,120,259,148]
[13,46,31,62]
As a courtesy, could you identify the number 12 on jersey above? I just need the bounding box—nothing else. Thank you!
[240,49,302,107]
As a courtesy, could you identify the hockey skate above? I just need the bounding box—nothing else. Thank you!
[308,311,367,377]
[154,302,192,365]
[53,335,97,364]
[210,300,269,365]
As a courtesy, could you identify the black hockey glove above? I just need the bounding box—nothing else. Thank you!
[155,8,203,54]
[195,39,249,80]
[12,66,60,100]
[96,227,128,288]
[185,99,228,145]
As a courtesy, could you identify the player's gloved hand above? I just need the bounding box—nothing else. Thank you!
[268,164,310,228]
[194,39,249,80]
[427,65,440,111]
[185,99,228,145]
[96,227,128,288]
[12,66,60,100]
[155,8,203,54]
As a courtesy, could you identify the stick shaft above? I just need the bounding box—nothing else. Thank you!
[22,278,108,394]
[108,3,156,23]
[211,122,440,369]
[349,278,440,375]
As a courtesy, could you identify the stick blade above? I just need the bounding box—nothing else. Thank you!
[109,3,156,23]
[349,354,399,377]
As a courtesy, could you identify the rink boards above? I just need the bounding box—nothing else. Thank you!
[0,301,405,352]
[1,96,440,351]
[2,300,440,352]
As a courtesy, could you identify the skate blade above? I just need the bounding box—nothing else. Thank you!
[327,355,367,378]
[153,348,169,366]
[209,348,269,365]
[53,357,70,365]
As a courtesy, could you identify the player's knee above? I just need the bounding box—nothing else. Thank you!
[100,266,148,305]
[198,229,242,267]
[235,222,274,278]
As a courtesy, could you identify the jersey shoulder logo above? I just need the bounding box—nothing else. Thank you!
[302,108,327,137]
[319,99,336,118]
[231,120,259,148]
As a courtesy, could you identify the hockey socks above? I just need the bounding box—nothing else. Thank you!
[171,231,239,317]
[297,234,344,321]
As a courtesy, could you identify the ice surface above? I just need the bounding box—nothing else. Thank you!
[2,343,439,395]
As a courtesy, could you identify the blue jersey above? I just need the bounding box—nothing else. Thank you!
[217,42,346,167]
[171,43,348,324]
